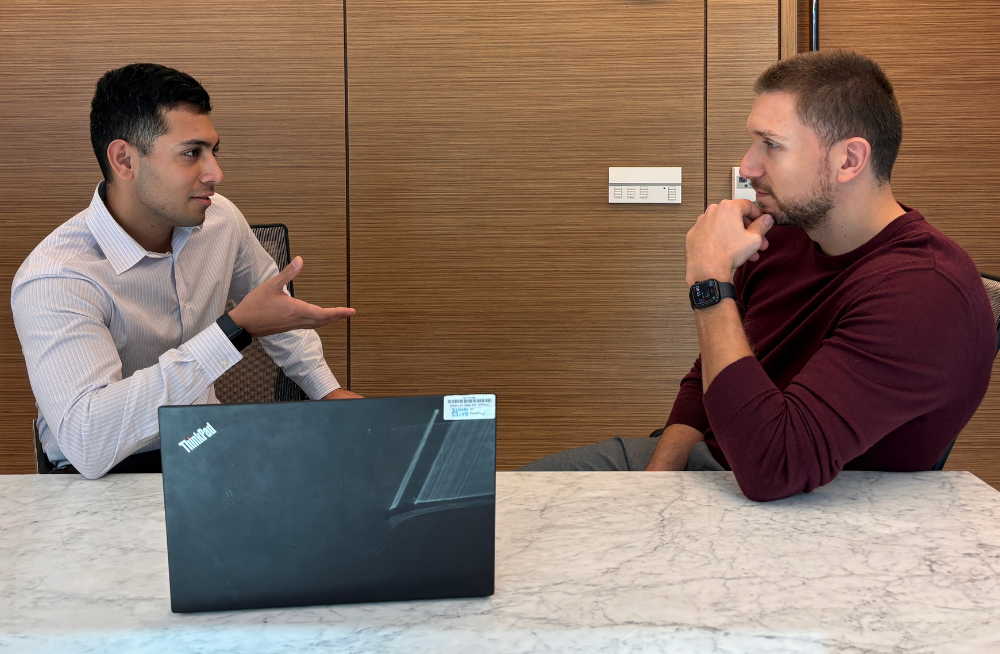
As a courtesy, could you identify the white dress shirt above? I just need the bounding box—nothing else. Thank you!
[11,183,340,479]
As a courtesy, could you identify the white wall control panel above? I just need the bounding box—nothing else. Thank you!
[732,167,756,201]
[609,167,681,204]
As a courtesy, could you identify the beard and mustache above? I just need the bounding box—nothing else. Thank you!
[752,171,835,233]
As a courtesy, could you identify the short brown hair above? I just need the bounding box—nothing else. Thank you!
[754,50,902,183]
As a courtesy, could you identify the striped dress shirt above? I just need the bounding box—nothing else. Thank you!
[11,183,340,479]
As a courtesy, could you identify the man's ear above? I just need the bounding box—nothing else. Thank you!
[106,139,138,183]
[834,137,872,184]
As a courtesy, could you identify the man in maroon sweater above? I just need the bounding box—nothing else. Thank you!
[522,50,995,501]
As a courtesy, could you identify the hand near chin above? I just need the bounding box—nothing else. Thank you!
[228,256,356,338]
[685,199,773,285]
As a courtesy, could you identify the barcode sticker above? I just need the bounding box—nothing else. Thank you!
[443,394,496,421]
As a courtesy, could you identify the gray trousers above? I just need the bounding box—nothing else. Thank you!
[517,437,725,472]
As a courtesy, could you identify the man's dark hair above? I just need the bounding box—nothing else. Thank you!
[754,50,902,183]
[90,63,212,183]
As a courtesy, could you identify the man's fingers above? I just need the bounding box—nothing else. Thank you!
[730,198,764,220]
[274,256,304,286]
[746,214,774,242]
[294,301,356,327]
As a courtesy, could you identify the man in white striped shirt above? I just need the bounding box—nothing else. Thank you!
[11,63,359,479]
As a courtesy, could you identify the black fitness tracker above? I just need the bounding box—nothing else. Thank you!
[689,279,737,310]
[216,312,252,352]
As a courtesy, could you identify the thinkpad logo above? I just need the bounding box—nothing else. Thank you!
[178,422,217,453]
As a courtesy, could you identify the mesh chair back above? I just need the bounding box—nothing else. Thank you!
[983,273,1000,355]
[213,224,308,404]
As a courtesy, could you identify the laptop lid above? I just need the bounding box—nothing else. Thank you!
[159,394,496,613]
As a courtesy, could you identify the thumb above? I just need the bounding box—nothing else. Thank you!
[746,214,773,241]
[275,256,304,285]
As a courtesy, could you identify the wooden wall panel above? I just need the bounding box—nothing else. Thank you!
[780,0,798,60]
[707,0,779,205]
[347,0,705,469]
[822,1,1000,488]
[0,1,347,473]
[798,0,812,53]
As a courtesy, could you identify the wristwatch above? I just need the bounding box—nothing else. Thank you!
[216,312,252,352]
[689,279,736,310]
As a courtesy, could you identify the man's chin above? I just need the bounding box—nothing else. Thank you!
[179,209,208,228]
[754,195,777,214]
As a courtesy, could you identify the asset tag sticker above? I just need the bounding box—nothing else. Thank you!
[443,394,496,421]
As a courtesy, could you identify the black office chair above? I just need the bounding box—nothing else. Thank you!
[32,224,308,474]
[647,273,1000,471]
[213,224,309,405]
[32,421,53,474]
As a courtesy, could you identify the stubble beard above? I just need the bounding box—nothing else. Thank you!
[135,161,208,230]
[754,170,835,233]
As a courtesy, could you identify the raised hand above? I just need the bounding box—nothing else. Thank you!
[228,256,355,338]
[685,199,773,286]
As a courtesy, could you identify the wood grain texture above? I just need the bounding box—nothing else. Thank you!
[797,0,812,53]
[707,0,778,205]
[347,0,705,469]
[0,1,347,474]
[780,0,798,60]
[823,0,1000,488]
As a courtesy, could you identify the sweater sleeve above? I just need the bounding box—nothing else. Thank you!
[665,357,709,434]
[703,268,992,502]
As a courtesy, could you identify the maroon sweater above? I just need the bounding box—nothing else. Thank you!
[666,210,995,502]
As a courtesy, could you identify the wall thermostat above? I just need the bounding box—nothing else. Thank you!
[732,167,756,201]
[609,167,681,204]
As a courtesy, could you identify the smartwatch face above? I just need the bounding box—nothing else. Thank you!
[689,280,721,308]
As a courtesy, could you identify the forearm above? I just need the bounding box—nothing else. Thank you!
[28,324,240,479]
[258,329,341,399]
[693,299,754,391]
[645,423,705,471]
[683,198,771,391]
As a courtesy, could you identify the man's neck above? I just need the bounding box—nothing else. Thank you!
[808,184,906,257]
[103,181,174,253]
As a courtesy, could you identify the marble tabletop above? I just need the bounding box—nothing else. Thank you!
[1,471,999,653]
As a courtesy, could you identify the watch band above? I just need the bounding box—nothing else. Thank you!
[216,312,252,352]
[716,281,737,302]
[689,279,737,310]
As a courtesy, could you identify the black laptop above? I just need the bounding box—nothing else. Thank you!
[158,394,496,613]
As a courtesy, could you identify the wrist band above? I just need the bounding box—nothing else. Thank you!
[216,312,252,352]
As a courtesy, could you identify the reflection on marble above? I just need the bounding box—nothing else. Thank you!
[1,471,999,653]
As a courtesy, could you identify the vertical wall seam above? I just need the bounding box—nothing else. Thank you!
[343,0,352,388]
[777,0,782,60]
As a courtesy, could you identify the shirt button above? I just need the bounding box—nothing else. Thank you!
[221,359,229,368]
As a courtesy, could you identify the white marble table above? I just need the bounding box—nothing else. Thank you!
[2,471,1000,653]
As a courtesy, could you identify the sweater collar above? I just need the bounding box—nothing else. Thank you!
[811,205,924,271]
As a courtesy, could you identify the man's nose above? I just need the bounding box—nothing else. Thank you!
[203,156,224,186]
[739,149,763,181]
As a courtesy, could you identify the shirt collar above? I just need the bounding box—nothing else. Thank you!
[85,181,150,275]
[84,181,203,274]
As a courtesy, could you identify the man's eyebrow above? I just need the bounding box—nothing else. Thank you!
[751,129,786,141]
[176,139,220,149]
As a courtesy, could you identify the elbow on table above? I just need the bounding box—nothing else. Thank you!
[59,443,116,479]
[731,465,814,503]
[73,459,113,481]
[736,480,802,503]
[54,411,120,480]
